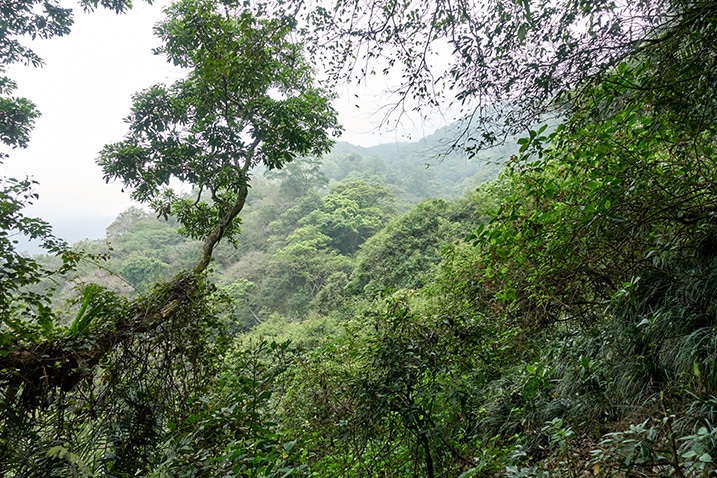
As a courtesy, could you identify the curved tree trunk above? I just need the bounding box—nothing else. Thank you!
[193,185,249,274]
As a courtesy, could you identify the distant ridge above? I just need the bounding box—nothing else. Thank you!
[23,124,510,254]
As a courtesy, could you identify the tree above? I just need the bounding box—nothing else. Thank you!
[301,180,395,255]
[31,0,339,382]
[464,64,717,327]
[120,252,172,292]
[264,155,329,201]
[106,206,153,239]
[282,283,503,477]
[0,177,79,347]
[98,0,340,273]
[241,0,716,154]
[263,225,353,318]
[347,198,471,297]
[150,339,303,477]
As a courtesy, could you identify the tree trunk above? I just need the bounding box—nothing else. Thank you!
[419,432,435,478]
[193,185,249,274]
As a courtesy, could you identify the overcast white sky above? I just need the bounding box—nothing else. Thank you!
[1,1,447,243]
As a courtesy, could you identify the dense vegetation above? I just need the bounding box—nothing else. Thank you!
[2,0,717,476]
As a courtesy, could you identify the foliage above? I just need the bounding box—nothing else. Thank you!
[300,180,395,255]
[0,273,226,476]
[326,134,504,204]
[98,0,340,271]
[588,413,717,478]
[150,339,302,477]
[231,179,396,320]
[606,238,717,396]
[264,155,329,201]
[0,176,82,348]
[263,225,353,318]
[281,260,521,477]
[0,0,142,354]
[0,0,157,359]
[120,252,172,293]
[0,76,39,149]
[468,65,717,326]
[347,198,480,297]
[219,278,261,332]
[6,0,717,476]
[285,0,717,155]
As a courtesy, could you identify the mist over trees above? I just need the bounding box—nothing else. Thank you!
[2,0,717,476]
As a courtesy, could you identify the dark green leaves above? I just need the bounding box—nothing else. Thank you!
[467,57,717,326]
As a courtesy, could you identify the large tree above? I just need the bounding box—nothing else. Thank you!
[2,0,339,390]
[99,0,340,273]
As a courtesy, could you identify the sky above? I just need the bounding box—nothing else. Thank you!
[2,1,448,244]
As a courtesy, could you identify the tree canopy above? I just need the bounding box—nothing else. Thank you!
[4,0,717,476]
[99,0,340,272]
[252,0,717,152]
[1,1,340,472]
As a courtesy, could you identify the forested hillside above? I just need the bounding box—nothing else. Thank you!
[38,132,501,326]
[2,0,717,477]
